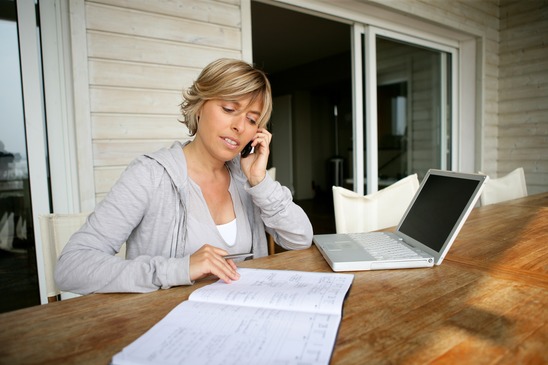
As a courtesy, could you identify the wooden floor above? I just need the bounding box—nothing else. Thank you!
[295,196,336,235]
[268,195,335,255]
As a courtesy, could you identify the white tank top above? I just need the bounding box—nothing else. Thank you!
[216,218,237,246]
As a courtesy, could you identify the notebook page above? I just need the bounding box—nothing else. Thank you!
[189,268,354,315]
[112,300,343,365]
[112,269,353,365]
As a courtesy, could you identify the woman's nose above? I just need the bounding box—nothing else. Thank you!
[231,115,246,133]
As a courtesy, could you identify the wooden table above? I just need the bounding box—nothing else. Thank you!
[0,193,546,364]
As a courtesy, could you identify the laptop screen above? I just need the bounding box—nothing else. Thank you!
[398,173,483,253]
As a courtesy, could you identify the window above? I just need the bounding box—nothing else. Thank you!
[376,36,453,183]
[0,0,50,309]
[352,26,458,194]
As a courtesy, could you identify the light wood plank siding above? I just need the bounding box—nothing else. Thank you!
[499,0,548,194]
[369,0,547,193]
[69,0,547,207]
[80,0,243,202]
[368,0,500,175]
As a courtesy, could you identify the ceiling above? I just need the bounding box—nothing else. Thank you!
[251,2,350,75]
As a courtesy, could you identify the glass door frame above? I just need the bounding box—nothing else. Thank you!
[17,0,51,304]
[351,24,459,195]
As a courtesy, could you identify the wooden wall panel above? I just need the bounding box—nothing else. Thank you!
[87,32,240,67]
[90,0,242,27]
[94,166,125,194]
[88,60,196,90]
[85,2,241,50]
[370,0,501,178]
[72,0,547,206]
[368,0,547,194]
[92,140,177,167]
[499,0,548,194]
[81,0,243,201]
[89,87,181,114]
[92,114,188,140]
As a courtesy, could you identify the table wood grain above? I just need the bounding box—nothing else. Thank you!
[0,193,546,365]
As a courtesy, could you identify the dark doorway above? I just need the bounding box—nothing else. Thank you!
[251,1,351,235]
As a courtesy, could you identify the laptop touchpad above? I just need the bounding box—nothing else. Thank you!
[325,241,356,251]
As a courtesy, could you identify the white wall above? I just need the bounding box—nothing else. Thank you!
[366,0,547,192]
[54,0,547,211]
[498,0,548,194]
[69,0,244,207]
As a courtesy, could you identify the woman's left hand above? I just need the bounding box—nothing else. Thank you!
[240,128,271,186]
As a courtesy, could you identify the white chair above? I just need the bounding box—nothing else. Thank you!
[0,212,15,252]
[39,212,126,301]
[333,174,420,233]
[480,167,528,206]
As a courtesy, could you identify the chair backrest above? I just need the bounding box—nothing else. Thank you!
[333,174,420,234]
[480,167,528,206]
[39,213,126,301]
[0,212,15,252]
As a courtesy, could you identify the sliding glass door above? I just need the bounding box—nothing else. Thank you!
[0,0,51,309]
[376,36,453,183]
[352,26,457,194]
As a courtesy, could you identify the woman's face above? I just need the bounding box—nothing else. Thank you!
[196,96,262,161]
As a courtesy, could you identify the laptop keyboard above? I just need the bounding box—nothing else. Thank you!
[348,232,423,260]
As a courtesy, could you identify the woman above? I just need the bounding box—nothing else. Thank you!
[55,58,313,294]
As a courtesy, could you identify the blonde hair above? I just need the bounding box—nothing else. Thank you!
[180,58,272,135]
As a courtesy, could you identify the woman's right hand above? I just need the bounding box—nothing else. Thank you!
[239,127,272,186]
[189,244,240,283]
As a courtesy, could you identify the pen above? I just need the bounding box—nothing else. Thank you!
[223,253,254,260]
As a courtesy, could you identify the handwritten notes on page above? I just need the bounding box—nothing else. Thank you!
[112,268,354,365]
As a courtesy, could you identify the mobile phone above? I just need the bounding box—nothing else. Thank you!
[241,141,253,158]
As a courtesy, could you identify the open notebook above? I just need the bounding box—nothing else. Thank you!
[314,169,488,272]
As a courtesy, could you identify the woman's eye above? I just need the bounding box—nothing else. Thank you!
[222,106,235,113]
[247,117,257,125]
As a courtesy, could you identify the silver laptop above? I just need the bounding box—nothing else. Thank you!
[314,169,488,271]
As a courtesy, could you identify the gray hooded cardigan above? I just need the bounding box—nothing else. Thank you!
[55,141,313,294]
